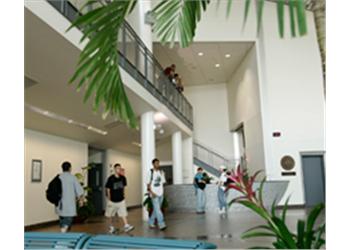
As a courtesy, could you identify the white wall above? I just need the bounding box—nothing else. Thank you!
[227,45,265,177]
[156,139,172,162]
[105,149,142,207]
[184,84,234,159]
[24,129,88,226]
[256,2,325,205]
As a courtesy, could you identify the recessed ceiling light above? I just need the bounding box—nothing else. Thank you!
[225,54,231,58]
[154,112,168,123]
[159,129,164,134]
[215,64,220,68]
[198,52,204,56]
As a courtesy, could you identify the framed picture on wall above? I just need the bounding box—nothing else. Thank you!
[31,159,42,182]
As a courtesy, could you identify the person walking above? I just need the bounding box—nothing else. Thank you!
[56,161,84,233]
[147,158,167,230]
[193,167,207,214]
[217,165,228,214]
[105,163,134,234]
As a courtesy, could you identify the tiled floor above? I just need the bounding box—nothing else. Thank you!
[27,207,324,249]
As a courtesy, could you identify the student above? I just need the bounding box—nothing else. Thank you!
[105,163,134,234]
[174,74,184,93]
[218,165,228,214]
[56,161,84,233]
[193,167,206,214]
[147,158,167,230]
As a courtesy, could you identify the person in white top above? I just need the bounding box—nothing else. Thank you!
[147,158,167,230]
[218,165,228,214]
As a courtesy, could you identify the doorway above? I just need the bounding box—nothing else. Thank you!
[88,147,105,215]
[233,123,247,169]
[301,153,325,207]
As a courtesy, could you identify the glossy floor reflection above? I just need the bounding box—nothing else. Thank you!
[27,207,324,249]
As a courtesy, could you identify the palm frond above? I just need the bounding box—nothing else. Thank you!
[68,0,138,128]
[152,0,210,48]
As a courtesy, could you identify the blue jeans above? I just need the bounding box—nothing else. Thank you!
[149,195,166,228]
[217,188,227,210]
[59,216,73,228]
[196,188,206,212]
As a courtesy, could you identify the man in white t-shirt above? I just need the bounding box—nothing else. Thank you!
[218,165,228,214]
[147,158,167,230]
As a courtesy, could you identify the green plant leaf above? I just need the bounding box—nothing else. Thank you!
[243,0,251,28]
[242,231,276,239]
[288,0,297,37]
[270,197,277,217]
[272,216,298,249]
[256,0,265,34]
[281,195,291,222]
[258,177,266,207]
[248,247,272,249]
[296,219,305,248]
[313,223,325,249]
[226,0,233,18]
[276,0,285,38]
[238,200,270,221]
[244,224,276,234]
[295,0,307,36]
[305,203,325,248]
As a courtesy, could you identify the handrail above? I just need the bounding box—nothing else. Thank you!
[46,0,193,129]
[193,141,238,170]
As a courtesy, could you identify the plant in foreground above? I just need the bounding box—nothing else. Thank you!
[226,165,325,249]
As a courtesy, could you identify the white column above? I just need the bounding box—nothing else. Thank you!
[141,111,155,221]
[182,136,194,184]
[172,131,183,184]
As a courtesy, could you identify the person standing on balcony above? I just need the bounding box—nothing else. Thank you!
[147,158,167,230]
[105,163,134,234]
[193,167,207,214]
[218,165,228,214]
[173,74,184,93]
[164,64,176,81]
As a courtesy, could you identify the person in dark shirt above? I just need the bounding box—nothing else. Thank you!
[105,163,134,234]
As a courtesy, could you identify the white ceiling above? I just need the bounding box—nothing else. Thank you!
[24,8,176,154]
[153,42,254,86]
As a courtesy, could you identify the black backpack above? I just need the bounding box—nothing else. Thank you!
[46,175,62,206]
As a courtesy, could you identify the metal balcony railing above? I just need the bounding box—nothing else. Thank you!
[47,0,193,129]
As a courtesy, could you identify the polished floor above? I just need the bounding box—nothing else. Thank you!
[27,208,324,249]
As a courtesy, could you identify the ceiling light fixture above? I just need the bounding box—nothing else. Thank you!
[154,112,168,123]
[225,54,231,58]
[198,52,204,56]
[25,104,108,136]
[215,63,220,68]
[159,129,164,134]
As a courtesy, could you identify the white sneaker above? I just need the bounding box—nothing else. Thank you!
[124,224,135,233]
[108,226,117,234]
[218,208,224,214]
[60,226,68,233]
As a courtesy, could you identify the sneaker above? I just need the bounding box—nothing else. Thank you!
[60,226,68,233]
[149,224,156,229]
[124,224,135,233]
[159,225,167,231]
[108,226,117,234]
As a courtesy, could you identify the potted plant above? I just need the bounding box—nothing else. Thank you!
[226,165,325,249]
[143,193,168,220]
[74,165,95,223]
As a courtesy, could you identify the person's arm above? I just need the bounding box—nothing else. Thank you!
[74,177,85,207]
[105,177,112,201]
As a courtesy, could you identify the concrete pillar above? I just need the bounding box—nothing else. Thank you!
[141,111,155,221]
[182,136,194,184]
[172,131,183,184]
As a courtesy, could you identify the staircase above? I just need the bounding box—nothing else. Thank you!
[193,142,237,177]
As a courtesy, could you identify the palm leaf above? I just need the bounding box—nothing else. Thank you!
[276,0,285,38]
[68,0,138,128]
[256,0,265,34]
[242,231,276,239]
[243,0,252,29]
[288,0,297,37]
[295,0,307,36]
[313,223,325,249]
[152,0,210,48]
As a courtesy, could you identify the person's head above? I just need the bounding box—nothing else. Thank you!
[174,73,179,79]
[219,165,227,173]
[62,161,71,172]
[152,158,160,169]
[197,167,203,173]
[114,163,122,175]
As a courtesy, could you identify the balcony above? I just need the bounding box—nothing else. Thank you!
[47,0,193,129]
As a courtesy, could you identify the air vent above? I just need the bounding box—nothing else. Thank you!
[24,76,39,89]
